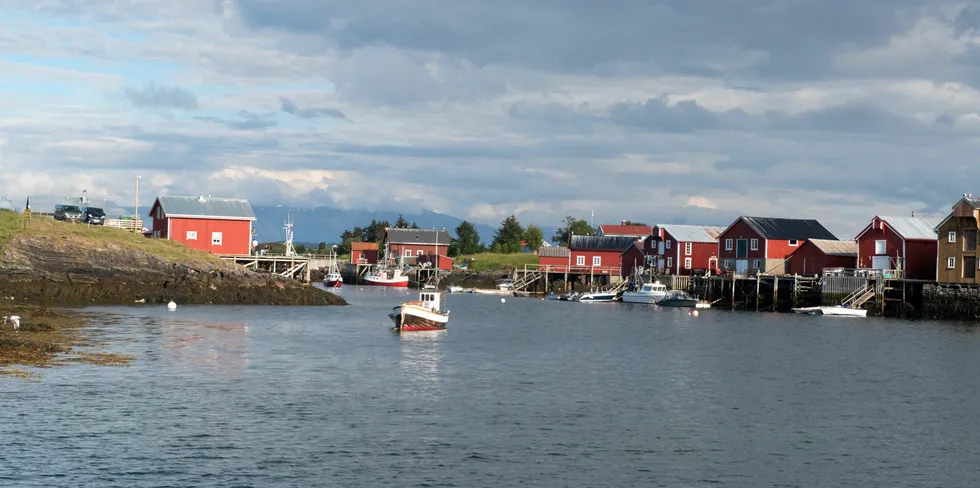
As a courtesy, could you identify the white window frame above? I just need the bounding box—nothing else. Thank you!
[949,231,957,243]
[725,239,733,251]
[948,257,956,269]
[592,256,601,266]
[665,240,671,249]
[666,257,673,269]
[211,232,222,246]
[753,259,760,269]
[359,252,365,260]
[750,238,758,251]
[874,240,886,255]
[576,255,585,266]
[404,248,411,256]
[186,230,197,240]
[788,239,799,246]
[684,257,692,269]
[685,242,692,255]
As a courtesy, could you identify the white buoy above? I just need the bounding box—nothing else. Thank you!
[500,298,506,303]
[691,310,699,317]
[167,301,177,310]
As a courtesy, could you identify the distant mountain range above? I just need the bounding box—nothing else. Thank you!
[251,206,558,246]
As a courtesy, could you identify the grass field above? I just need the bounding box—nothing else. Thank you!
[456,252,539,271]
[0,209,222,264]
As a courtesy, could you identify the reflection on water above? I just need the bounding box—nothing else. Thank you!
[398,330,444,400]
[160,316,249,373]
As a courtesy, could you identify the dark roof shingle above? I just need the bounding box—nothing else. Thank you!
[569,235,637,251]
[385,228,451,245]
[740,216,837,240]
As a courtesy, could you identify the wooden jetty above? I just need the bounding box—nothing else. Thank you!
[218,253,312,283]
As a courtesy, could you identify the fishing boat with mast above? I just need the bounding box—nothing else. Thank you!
[322,252,343,288]
[390,290,450,332]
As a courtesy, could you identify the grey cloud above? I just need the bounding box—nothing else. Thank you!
[235,0,925,80]
[280,98,348,120]
[195,110,276,130]
[608,96,722,133]
[123,83,198,109]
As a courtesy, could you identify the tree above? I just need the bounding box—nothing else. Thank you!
[552,216,594,245]
[395,214,410,228]
[622,221,646,226]
[317,241,327,253]
[523,224,544,252]
[453,220,482,256]
[337,227,363,255]
[492,215,524,253]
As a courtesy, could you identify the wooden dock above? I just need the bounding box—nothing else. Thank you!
[217,254,312,283]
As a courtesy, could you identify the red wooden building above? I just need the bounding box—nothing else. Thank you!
[598,222,653,239]
[537,246,571,268]
[646,224,725,275]
[854,215,941,280]
[621,242,647,275]
[350,241,380,265]
[149,195,256,255]
[717,216,837,275]
[788,239,857,276]
[383,228,450,265]
[568,235,638,274]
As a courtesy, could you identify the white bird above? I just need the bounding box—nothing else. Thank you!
[4,315,20,329]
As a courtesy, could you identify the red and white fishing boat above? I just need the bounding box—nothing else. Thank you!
[323,271,343,288]
[364,267,409,287]
[389,291,449,332]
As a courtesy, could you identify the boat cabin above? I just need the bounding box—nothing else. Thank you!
[638,282,667,294]
[419,292,443,311]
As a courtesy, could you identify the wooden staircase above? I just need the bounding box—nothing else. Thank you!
[841,283,876,309]
[511,271,543,291]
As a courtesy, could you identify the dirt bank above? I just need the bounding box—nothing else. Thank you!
[0,230,346,307]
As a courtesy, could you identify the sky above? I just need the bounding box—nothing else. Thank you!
[1,1,980,237]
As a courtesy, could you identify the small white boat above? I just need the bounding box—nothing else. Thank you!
[792,306,867,317]
[448,285,464,293]
[389,291,449,331]
[576,290,619,302]
[621,281,668,304]
[472,279,515,295]
[365,268,409,287]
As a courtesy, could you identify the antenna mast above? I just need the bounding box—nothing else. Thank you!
[283,212,296,257]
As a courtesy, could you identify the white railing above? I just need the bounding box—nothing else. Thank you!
[104,219,144,231]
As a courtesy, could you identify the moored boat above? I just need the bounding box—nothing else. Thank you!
[576,290,619,302]
[365,268,409,287]
[792,306,867,317]
[448,285,464,293]
[621,281,668,304]
[323,271,343,288]
[656,290,699,307]
[389,291,450,331]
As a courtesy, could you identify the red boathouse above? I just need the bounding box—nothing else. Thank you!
[854,215,941,280]
[646,224,725,275]
[788,239,857,276]
[149,195,256,255]
[716,216,838,275]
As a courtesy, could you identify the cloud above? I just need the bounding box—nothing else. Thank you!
[195,111,276,130]
[279,97,348,120]
[123,83,199,109]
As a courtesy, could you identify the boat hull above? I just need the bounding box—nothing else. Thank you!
[577,293,618,302]
[390,304,449,331]
[323,279,342,288]
[621,293,665,304]
[793,306,867,317]
[365,277,409,287]
[656,298,699,307]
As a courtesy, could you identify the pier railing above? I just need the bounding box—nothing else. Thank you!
[520,264,622,276]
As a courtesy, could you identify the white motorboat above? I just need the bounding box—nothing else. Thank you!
[576,290,619,302]
[472,279,515,295]
[389,291,450,331]
[364,268,410,287]
[448,285,464,293]
[792,306,867,317]
[621,281,668,304]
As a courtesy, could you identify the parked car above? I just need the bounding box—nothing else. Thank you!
[53,204,84,222]
[83,206,105,225]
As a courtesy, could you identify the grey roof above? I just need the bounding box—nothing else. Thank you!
[657,224,725,243]
[385,228,451,245]
[538,246,570,257]
[155,195,256,220]
[808,239,857,257]
[739,216,837,240]
[568,235,638,251]
[876,215,942,240]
